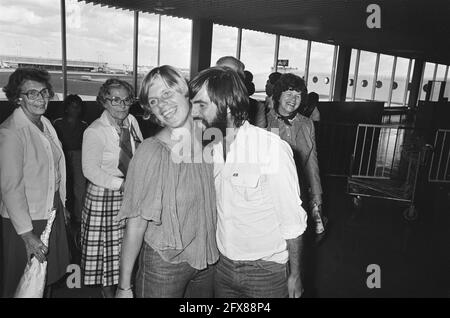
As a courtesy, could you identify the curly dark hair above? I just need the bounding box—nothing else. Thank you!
[244,70,255,96]
[272,73,308,112]
[96,78,135,107]
[268,72,282,85]
[2,67,54,107]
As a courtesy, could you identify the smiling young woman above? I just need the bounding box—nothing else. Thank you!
[115,65,218,298]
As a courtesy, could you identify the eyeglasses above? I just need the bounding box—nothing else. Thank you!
[105,96,134,107]
[21,88,51,100]
[148,90,176,108]
[283,91,302,100]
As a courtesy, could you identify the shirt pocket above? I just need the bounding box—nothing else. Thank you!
[229,171,263,202]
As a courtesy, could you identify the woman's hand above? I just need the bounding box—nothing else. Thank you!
[115,288,133,298]
[20,231,48,263]
[119,179,125,193]
[63,207,71,226]
[287,273,304,298]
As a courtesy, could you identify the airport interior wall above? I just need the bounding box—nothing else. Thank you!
[317,102,384,125]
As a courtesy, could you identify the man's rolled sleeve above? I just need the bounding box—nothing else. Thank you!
[267,140,308,239]
[0,129,33,235]
[82,128,123,190]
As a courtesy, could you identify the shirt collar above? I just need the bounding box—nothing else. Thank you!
[213,120,259,164]
[101,110,130,130]
[14,107,44,129]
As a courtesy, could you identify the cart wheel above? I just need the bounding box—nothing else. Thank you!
[352,196,362,209]
[403,205,418,221]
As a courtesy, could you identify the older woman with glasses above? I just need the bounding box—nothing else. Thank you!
[266,73,325,237]
[81,78,143,298]
[115,65,218,298]
[0,68,70,297]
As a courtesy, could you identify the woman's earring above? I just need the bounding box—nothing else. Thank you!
[142,110,151,121]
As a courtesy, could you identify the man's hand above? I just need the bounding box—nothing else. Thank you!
[287,273,304,298]
[20,231,48,263]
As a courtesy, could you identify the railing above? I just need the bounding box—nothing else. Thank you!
[316,106,415,178]
[429,129,450,183]
[349,124,422,182]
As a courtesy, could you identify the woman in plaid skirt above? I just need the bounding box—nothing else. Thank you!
[81,79,143,298]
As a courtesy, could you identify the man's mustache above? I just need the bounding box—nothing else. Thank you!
[193,117,210,128]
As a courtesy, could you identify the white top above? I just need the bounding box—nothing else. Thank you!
[82,111,143,190]
[0,107,66,235]
[212,121,308,264]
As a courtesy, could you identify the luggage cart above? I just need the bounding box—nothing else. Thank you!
[347,124,426,221]
[428,129,450,184]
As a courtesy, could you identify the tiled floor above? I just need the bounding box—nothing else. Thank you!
[50,177,450,298]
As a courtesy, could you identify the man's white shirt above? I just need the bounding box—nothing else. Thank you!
[212,121,308,264]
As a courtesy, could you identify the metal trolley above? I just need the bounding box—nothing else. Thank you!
[347,124,426,220]
[428,129,450,185]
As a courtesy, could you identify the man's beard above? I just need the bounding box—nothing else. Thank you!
[209,107,228,137]
[193,106,228,147]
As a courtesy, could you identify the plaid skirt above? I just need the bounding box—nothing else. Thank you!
[80,182,125,287]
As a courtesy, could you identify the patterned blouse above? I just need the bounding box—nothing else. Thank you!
[116,137,219,270]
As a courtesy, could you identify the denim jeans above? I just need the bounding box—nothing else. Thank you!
[214,254,289,298]
[135,242,215,298]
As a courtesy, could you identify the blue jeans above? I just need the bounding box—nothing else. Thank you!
[214,254,289,298]
[135,242,215,298]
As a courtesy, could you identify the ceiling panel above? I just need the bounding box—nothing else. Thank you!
[80,0,450,65]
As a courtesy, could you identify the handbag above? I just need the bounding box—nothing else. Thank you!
[14,209,57,298]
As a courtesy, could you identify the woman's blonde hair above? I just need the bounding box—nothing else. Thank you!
[139,65,189,122]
